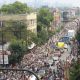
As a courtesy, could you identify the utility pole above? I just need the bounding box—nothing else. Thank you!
[64,57,69,80]
[1,22,4,67]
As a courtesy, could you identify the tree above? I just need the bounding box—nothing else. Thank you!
[29,7,36,13]
[0,1,30,14]
[31,33,42,46]
[38,29,48,44]
[69,61,80,80]
[75,28,80,43]
[48,30,56,38]
[0,19,26,42]
[8,39,28,65]
[0,19,40,46]
[72,16,78,20]
[37,8,54,32]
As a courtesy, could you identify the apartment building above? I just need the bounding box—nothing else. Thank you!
[0,12,37,33]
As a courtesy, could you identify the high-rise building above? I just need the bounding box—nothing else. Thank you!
[68,3,73,7]
[54,2,60,7]
[32,0,43,8]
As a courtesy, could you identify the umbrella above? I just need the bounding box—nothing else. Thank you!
[28,75,37,80]
[38,75,41,79]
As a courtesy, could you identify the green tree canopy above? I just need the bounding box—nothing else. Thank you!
[75,28,80,43]
[0,19,40,46]
[37,8,54,32]
[0,1,30,14]
[8,39,28,65]
[69,61,80,80]
[0,19,26,42]
[48,30,56,38]
[38,29,48,44]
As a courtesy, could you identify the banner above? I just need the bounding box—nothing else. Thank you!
[0,55,8,64]
[54,12,60,19]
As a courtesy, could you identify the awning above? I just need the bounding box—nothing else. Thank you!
[28,43,36,49]
[6,51,11,55]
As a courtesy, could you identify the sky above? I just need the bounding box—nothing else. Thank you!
[0,0,80,7]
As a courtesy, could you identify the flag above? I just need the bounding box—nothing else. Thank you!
[6,51,11,55]
[50,48,53,51]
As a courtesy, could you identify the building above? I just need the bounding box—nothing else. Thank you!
[0,12,37,49]
[0,12,37,33]
[63,12,69,21]
[54,12,61,30]
[48,8,59,30]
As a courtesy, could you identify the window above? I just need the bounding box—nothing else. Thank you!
[27,20,29,25]
[34,19,36,24]
[33,20,34,24]
[33,28,36,32]
[2,21,5,27]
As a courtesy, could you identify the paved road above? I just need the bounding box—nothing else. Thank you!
[50,44,71,71]
[60,45,71,61]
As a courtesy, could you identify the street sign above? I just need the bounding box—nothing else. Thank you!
[0,55,8,64]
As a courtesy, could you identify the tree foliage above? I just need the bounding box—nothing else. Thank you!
[75,28,80,43]
[48,30,56,38]
[0,19,26,42]
[8,39,28,65]
[0,19,40,46]
[72,16,78,21]
[0,1,30,14]
[69,61,80,80]
[38,29,48,44]
[37,8,54,32]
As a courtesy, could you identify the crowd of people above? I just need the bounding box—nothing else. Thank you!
[0,19,78,80]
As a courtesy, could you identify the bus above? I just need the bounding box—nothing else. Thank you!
[62,36,70,44]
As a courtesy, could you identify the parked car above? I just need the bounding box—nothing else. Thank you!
[54,48,61,52]
[53,55,59,61]
[47,59,54,66]
[38,69,46,77]
[64,44,68,49]
[54,51,61,57]
[57,47,64,53]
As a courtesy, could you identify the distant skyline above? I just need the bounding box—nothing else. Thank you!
[0,0,80,7]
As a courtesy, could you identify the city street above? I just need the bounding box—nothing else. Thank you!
[0,1,80,79]
[50,44,71,71]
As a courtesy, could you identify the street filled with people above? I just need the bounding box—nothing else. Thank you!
[0,19,79,80]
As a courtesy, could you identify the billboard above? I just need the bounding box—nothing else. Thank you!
[70,7,78,10]
[63,12,69,21]
[0,55,8,64]
[54,12,60,19]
